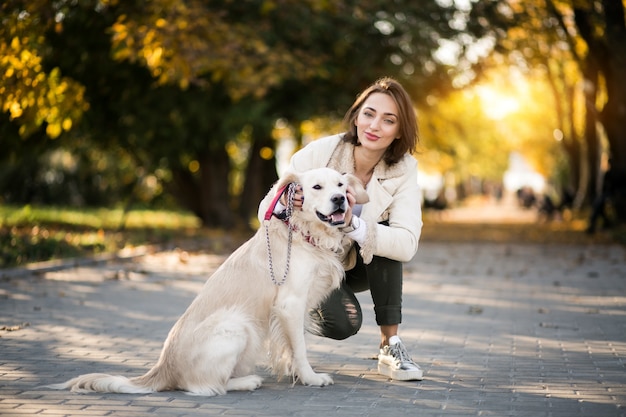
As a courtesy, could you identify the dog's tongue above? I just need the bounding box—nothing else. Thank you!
[331,212,346,224]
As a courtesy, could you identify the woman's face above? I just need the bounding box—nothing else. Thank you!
[354,92,400,154]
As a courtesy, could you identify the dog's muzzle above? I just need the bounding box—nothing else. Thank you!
[316,194,347,226]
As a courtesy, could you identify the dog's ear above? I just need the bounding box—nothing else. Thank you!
[276,171,300,191]
[344,174,369,204]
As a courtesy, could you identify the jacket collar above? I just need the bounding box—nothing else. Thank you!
[327,138,408,222]
[326,138,408,180]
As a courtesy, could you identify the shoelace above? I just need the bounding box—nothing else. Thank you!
[390,343,415,367]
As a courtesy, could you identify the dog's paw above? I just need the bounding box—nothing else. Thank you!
[226,375,263,392]
[300,372,334,387]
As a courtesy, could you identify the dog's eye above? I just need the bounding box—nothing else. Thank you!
[313,185,322,190]
[338,182,344,187]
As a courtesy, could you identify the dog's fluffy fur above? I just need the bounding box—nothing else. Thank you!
[46,168,368,396]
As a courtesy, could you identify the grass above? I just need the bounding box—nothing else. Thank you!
[0,205,251,269]
[0,205,201,230]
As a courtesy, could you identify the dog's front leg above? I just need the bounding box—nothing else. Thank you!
[273,293,333,387]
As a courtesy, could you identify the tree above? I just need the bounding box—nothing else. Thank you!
[463,0,626,220]
[3,0,467,227]
[0,1,88,139]
[570,0,626,219]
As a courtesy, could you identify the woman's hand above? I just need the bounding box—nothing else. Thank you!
[280,184,304,210]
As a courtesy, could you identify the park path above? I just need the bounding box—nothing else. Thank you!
[1,200,625,416]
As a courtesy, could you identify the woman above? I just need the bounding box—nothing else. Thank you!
[259,77,423,381]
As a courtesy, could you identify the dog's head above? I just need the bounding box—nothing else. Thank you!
[277,168,368,227]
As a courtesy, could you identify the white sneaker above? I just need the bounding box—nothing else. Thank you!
[377,336,423,381]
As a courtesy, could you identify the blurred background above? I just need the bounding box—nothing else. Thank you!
[2,0,625,266]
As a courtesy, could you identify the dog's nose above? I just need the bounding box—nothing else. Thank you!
[331,194,345,207]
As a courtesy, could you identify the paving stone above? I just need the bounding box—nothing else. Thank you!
[1,218,625,416]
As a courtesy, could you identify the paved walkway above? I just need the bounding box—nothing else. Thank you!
[1,204,625,416]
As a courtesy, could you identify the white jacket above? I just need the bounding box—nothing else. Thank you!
[258,134,423,267]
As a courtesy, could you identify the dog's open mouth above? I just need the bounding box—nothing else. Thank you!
[316,209,346,226]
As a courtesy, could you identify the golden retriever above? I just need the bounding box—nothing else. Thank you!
[46,167,368,396]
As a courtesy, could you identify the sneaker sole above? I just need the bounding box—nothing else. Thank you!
[378,363,424,381]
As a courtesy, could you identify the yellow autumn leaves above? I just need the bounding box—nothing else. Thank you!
[1,35,87,139]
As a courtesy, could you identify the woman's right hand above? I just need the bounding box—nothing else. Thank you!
[343,185,357,226]
[281,184,304,210]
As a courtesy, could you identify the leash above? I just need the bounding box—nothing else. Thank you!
[264,184,289,221]
[264,183,296,286]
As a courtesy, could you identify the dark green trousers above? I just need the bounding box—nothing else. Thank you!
[312,248,403,340]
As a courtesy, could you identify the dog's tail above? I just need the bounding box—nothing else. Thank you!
[45,372,156,394]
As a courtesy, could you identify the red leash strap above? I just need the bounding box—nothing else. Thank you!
[264,184,289,221]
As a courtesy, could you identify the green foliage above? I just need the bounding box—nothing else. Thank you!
[7,0,605,226]
[0,204,201,268]
[1,0,469,227]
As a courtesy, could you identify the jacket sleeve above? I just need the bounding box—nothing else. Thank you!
[362,160,423,263]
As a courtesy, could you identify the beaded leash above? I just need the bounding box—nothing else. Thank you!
[264,182,296,286]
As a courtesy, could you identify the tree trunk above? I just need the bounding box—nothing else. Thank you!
[564,85,583,207]
[544,62,583,207]
[599,0,626,164]
[169,147,234,229]
[583,56,600,204]
[600,0,626,222]
[239,132,280,227]
[574,0,626,221]
[169,167,202,218]
[198,148,233,228]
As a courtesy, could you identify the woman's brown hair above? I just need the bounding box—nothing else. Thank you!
[342,77,419,165]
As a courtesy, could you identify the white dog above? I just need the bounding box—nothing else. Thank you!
[46,167,368,396]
